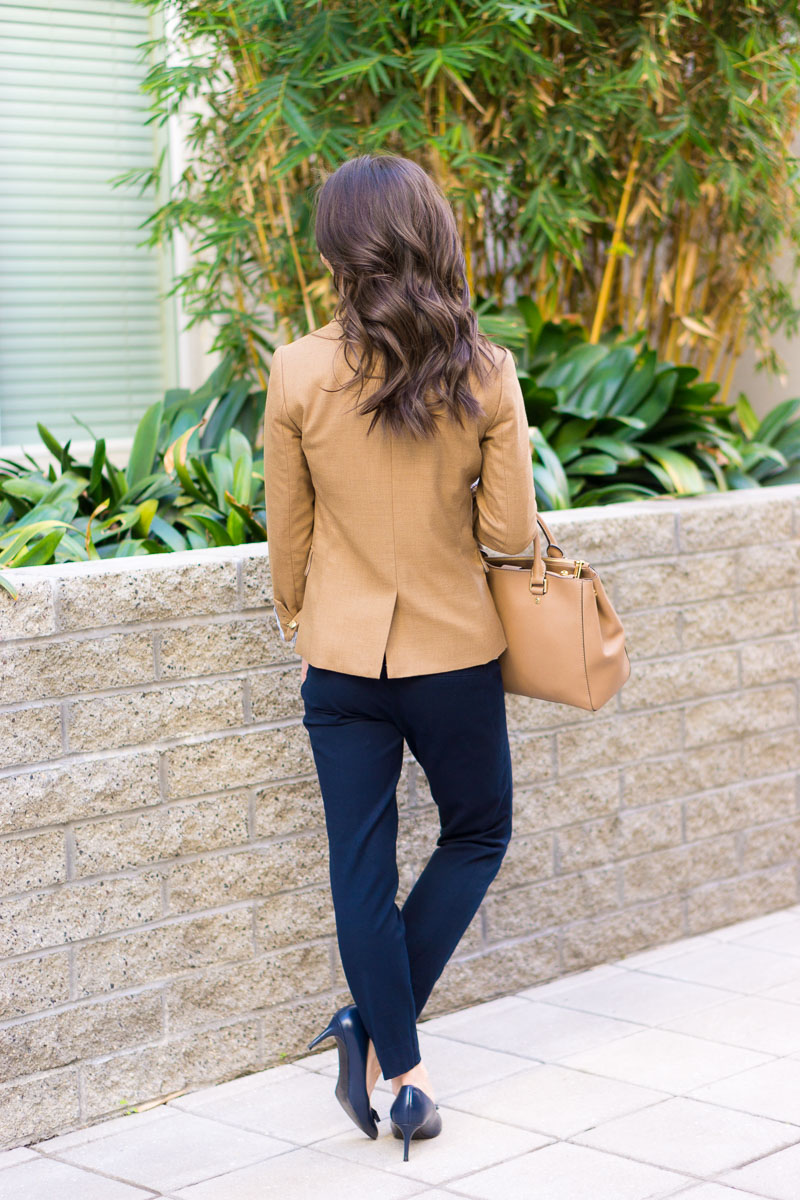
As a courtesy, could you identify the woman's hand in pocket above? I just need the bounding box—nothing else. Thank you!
[301,657,309,683]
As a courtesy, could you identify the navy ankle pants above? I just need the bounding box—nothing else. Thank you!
[301,652,513,1080]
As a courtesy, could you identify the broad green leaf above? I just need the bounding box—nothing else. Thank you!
[574,483,660,504]
[88,438,106,497]
[190,456,219,507]
[148,514,189,551]
[637,443,708,494]
[201,379,252,448]
[126,400,164,489]
[166,423,211,506]
[566,453,621,475]
[579,437,641,463]
[134,499,159,537]
[2,477,50,504]
[607,348,658,414]
[56,532,90,562]
[551,417,594,452]
[516,296,544,357]
[537,343,609,400]
[10,529,64,566]
[186,350,236,406]
[628,370,678,429]
[681,382,720,405]
[562,345,638,416]
[739,442,788,471]
[182,514,234,546]
[224,493,268,540]
[756,396,800,444]
[228,429,253,505]
[763,461,800,485]
[693,448,729,491]
[735,392,761,439]
[210,452,234,511]
[0,570,19,598]
[0,520,76,565]
[36,423,72,466]
[226,508,246,543]
[530,427,570,501]
[94,508,142,538]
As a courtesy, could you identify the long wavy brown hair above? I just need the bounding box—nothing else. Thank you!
[313,154,498,438]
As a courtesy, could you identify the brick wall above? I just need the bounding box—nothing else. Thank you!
[1,485,798,1149]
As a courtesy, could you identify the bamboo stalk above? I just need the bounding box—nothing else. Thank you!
[233,8,316,331]
[627,229,642,331]
[702,257,749,382]
[561,257,574,315]
[717,311,745,405]
[464,220,474,300]
[640,227,658,332]
[694,207,720,325]
[233,275,268,391]
[663,215,686,361]
[590,138,641,343]
[270,133,315,331]
[653,228,676,358]
[537,254,549,312]
[239,166,282,303]
[210,30,278,379]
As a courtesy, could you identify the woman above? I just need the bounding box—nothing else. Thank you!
[262,153,537,1162]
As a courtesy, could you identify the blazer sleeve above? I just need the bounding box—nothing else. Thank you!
[263,345,315,643]
[472,348,537,555]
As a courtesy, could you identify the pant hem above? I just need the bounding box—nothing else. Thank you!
[376,1040,422,1081]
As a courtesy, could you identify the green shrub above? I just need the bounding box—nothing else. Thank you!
[3,304,799,599]
[0,353,266,598]
[483,300,800,506]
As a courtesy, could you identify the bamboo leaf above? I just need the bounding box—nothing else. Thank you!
[677,314,720,340]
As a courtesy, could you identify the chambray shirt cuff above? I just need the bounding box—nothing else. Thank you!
[272,606,298,649]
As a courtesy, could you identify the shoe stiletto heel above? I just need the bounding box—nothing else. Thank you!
[389,1084,442,1162]
[306,1004,380,1138]
[307,1022,336,1050]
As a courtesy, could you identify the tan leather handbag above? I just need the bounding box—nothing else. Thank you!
[481,513,631,710]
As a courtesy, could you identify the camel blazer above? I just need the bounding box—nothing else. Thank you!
[262,318,538,678]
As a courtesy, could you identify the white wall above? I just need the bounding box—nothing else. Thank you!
[729,238,800,419]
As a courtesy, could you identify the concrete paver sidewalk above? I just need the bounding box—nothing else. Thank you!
[3,904,800,1198]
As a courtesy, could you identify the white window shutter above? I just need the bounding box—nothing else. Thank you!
[0,0,176,452]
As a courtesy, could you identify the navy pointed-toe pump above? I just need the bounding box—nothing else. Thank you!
[389,1083,442,1161]
[307,1004,381,1139]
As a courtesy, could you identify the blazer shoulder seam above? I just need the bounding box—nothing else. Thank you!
[275,345,302,433]
[492,346,511,425]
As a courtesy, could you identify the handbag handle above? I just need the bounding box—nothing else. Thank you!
[529,513,567,593]
[480,513,566,595]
